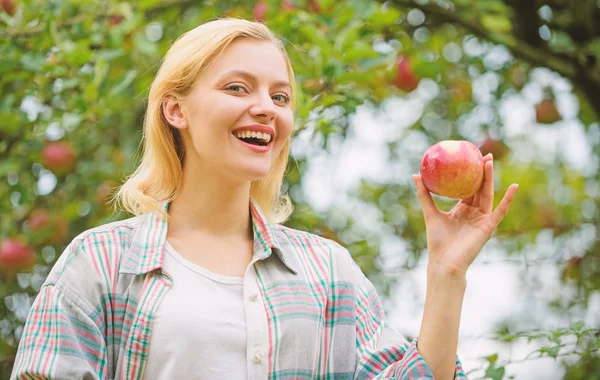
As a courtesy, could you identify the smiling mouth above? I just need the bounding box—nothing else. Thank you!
[233,134,271,146]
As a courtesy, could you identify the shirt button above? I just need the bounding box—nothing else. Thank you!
[253,352,262,364]
[249,294,258,302]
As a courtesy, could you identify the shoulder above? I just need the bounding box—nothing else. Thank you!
[68,215,141,249]
[44,215,146,294]
[64,214,143,261]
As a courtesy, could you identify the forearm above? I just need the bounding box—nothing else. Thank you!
[417,266,467,380]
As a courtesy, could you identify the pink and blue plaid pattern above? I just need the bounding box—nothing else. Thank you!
[12,198,467,379]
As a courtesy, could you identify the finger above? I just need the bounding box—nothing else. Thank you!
[472,188,481,208]
[491,184,519,226]
[475,154,493,209]
[478,159,494,213]
[412,174,440,223]
[459,194,475,206]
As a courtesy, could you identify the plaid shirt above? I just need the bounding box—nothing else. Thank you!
[12,198,467,379]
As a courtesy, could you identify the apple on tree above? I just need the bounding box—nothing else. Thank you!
[393,56,420,92]
[420,140,484,199]
[28,209,51,231]
[1,0,15,16]
[535,97,561,124]
[479,136,509,161]
[0,238,35,273]
[253,1,267,22]
[108,15,125,27]
[42,141,76,175]
[281,0,295,11]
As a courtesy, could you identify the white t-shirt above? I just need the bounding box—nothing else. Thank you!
[143,241,247,379]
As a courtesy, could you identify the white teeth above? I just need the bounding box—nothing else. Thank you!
[233,131,272,142]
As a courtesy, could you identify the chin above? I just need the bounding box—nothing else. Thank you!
[237,165,272,182]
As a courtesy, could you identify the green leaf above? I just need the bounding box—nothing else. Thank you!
[480,14,512,33]
[485,366,506,380]
[95,49,126,61]
[412,59,443,79]
[367,6,401,27]
[334,21,363,52]
[299,25,328,49]
[94,59,110,88]
[486,353,499,364]
[109,70,138,97]
[0,159,19,176]
[570,321,585,331]
[544,345,561,358]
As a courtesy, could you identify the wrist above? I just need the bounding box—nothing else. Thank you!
[427,258,468,280]
[426,261,468,289]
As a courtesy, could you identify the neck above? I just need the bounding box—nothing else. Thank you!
[167,159,253,240]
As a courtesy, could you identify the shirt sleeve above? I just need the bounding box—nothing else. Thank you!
[353,268,468,379]
[11,284,107,380]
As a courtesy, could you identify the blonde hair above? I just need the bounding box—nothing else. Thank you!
[114,18,295,224]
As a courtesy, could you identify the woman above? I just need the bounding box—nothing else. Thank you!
[12,18,518,380]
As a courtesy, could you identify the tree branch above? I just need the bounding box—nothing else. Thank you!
[385,0,600,119]
[387,0,579,77]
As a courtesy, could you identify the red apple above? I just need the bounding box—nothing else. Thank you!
[253,1,267,22]
[1,0,15,16]
[281,0,296,11]
[479,137,509,161]
[42,141,76,174]
[535,98,561,124]
[393,56,420,92]
[108,15,124,27]
[29,209,51,231]
[420,140,485,199]
[0,238,35,272]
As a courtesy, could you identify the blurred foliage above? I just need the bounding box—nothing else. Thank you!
[0,0,599,377]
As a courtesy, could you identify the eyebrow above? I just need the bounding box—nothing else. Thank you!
[218,70,292,91]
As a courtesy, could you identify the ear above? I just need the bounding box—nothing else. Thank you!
[162,94,188,130]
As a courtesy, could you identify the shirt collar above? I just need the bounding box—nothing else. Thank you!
[119,197,298,275]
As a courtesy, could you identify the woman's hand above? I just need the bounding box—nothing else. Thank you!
[412,154,519,278]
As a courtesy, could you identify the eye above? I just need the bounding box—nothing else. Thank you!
[226,84,248,93]
[273,93,291,104]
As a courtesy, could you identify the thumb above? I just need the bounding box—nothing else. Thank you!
[412,174,439,223]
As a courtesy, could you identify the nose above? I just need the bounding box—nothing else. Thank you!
[249,90,277,121]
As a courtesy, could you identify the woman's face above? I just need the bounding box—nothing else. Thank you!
[164,38,294,184]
